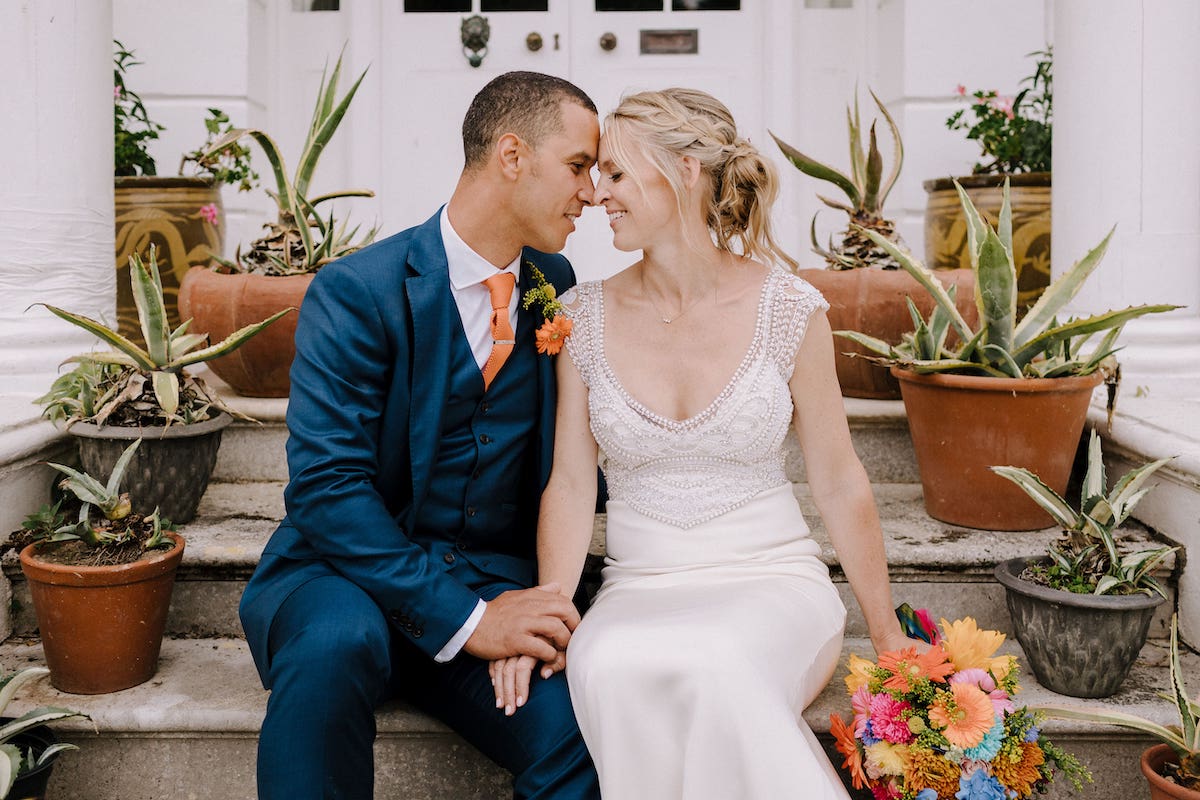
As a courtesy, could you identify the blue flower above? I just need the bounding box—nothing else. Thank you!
[955,768,1007,800]
[861,719,881,746]
[964,719,1006,761]
[916,790,939,800]
[1024,726,1040,743]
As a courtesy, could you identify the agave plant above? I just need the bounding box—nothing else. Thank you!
[34,247,292,426]
[0,666,84,798]
[837,180,1179,377]
[991,428,1177,597]
[200,50,376,275]
[1036,615,1200,791]
[770,89,904,270]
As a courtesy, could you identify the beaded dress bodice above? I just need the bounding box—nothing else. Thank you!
[561,268,828,529]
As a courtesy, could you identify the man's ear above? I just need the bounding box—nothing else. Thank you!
[679,155,702,189]
[496,133,523,179]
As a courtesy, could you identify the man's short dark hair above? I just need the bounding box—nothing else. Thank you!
[462,71,596,169]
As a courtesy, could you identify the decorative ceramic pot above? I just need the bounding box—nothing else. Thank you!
[923,173,1050,309]
[20,532,185,694]
[798,267,978,400]
[995,556,1164,698]
[1142,744,1200,800]
[69,412,232,524]
[893,368,1103,530]
[115,177,224,347]
[178,268,309,398]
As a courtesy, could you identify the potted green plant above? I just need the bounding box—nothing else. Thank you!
[1037,615,1199,799]
[11,440,185,694]
[34,247,292,523]
[925,47,1053,309]
[839,181,1177,530]
[771,91,977,399]
[113,41,260,346]
[992,428,1178,697]
[178,50,376,398]
[0,666,84,798]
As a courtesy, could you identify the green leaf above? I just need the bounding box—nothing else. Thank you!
[152,370,179,418]
[862,123,882,214]
[868,88,903,209]
[771,132,861,207]
[0,745,19,799]
[35,742,78,768]
[980,344,1021,377]
[1109,456,1174,523]
[202,128,291,209]
[1080,429,1106,512]
[1011,305,1180,368]
[1171,618,1197,749]
[953,181,989,271]
[1033,704,1186,750]
[1015,227,1115,348]
[128,250,170,366]
[0,668,48,717]
[976,230,1016,353]
[307,189,375,207]
[832,330,896,359]
[997,178,1014,258]
[36,305,154,371]
[0,709,88,743]
[46,463,111,508]
[171,307,296,369]
[990,466,1081,529]
[294,65,369,202]
[169,332,209,358]
[104,439,142,497]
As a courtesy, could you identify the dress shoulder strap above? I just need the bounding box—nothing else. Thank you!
[763,268,830,377]
[560,280,603,387]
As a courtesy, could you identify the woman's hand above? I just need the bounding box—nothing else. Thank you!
[489,652,567,716]
[872,629,929,659]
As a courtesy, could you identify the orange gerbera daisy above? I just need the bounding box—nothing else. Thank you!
[829,713,867,790]
[877,645,955,691]
[906,747,961,797]
[928,683,996,749]
[992,741,1045,797]
[939,617,1007,673]
[534,315,573,355]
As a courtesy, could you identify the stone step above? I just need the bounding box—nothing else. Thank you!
[2,481,1178,642]
[205,374,921,485]
[1,635,1187,800]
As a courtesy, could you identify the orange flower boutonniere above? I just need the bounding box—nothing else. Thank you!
[521,262,573,356]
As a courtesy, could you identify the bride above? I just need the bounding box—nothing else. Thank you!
[492,87,910,799]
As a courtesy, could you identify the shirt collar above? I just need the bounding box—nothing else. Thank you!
[441,206,521,290]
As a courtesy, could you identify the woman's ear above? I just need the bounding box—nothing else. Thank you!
[679,155,702,189]
[496,133,523,179]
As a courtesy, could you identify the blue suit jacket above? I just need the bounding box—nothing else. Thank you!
[240,210,575,678]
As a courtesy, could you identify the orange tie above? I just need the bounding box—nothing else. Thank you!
[481,272,517,390]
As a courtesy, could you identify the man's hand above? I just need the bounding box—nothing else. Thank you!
[463,583,580,662]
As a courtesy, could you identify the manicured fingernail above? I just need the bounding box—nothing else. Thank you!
[505,704,514,715]
[496,697,503,708]
[516,695,525,708]
[541,668,552,679]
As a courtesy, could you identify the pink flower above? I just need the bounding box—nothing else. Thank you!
[114,85,121,99]
[198,203,220,226]
[950,668,1015,716]
[870,779,902,800]
[851,684,873,738]
[869,693,915,744]
[993,95,1015,119]
[955,84,967,96]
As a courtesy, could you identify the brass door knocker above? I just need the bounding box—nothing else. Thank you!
[461,15,490,68]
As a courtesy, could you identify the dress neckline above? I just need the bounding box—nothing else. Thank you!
[596,269,774,430]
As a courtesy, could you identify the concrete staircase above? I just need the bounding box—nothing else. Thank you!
[0,389,1192,799]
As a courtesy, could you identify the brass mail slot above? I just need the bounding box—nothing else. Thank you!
[639,29,699,55]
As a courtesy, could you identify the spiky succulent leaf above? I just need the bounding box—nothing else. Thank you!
[128,250,170,366]
[975,230,1016,354]
[35,742,78,768]
[1080,429,1107,513]
[771,132,861,207]
[953,181,990,272]
[152,370,179,417]
[294,64,369,202]
[1171,618,1198,749]
[998,179,1014,258]
[36,306,154,371]
[833,330,898,359]
[868,88,903,208]
[104,439,142,497]
[0,667,49,717]
[990,466,1081,529]
[1034,704,1186,752]
[203,128,290,210]
[307,189,375,208]
[170,307,296,369]
[1011,305,1181,369]
[1109,456,1174,523]
[0,745,18,799]
[862,123,883,214]
[1014,227,1116,348]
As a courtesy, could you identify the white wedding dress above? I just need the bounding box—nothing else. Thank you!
[560,268,852,800]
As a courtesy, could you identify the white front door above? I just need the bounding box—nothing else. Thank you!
[380,0,762,281]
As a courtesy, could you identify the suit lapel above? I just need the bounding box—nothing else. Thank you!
[406,213,454,510]
[521,254,558,490]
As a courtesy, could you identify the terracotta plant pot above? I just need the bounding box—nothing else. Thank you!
[923,173,1051,309]
[994,556,1165,698]
[69,412,232,525]
[799,267,979,400]
[1143,744,1200,800]
[115,177,224,348]
[893,368,1103,530]
[178,267,309,398]
[20,532,185,694]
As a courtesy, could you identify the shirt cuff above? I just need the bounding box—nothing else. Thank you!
[434,598,486,663]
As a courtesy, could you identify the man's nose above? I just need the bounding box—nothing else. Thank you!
[578,173,596,204]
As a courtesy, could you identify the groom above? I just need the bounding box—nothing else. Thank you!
[239,71,601,799]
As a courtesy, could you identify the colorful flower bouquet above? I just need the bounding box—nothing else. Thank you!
[830,608,1090,799]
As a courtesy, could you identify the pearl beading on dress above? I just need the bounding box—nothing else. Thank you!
[561,268,828,529]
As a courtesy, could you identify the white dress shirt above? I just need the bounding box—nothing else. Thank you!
[433,206,521,662]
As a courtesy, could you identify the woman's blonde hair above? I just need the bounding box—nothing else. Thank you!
[604,88,797,270]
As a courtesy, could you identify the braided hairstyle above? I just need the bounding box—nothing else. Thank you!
[604,88,797,270]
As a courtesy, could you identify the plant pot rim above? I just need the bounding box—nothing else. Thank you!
[66,410,232,440]
[1142,743,1200,797]
[922,172,1052,192]
[19,531,185,583]
[889,367,1104,394]
[114,176,217,189]
[994,556,1167,611]
[184,265,319,280]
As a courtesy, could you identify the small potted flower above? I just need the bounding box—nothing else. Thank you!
[113,41,260,346]
[992,428,1178,697]
[1037,615,1199,799]
[10,440,184,694]
[924,47,1053,309]
[771,91,977,399]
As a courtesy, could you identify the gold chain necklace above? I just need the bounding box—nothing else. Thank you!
[640,265,712,324]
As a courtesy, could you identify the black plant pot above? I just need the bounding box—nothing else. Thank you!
[3,720,65,800]
[68,412,232,524]
[994,556,1165,698]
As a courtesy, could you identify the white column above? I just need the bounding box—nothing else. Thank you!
[0,1,115,399]
[1053,0,1200,394]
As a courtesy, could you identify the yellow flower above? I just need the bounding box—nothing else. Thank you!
[844,653,876,694]
[939,617,1006,672]
[864,741,910,778]
[992,741,1045,797]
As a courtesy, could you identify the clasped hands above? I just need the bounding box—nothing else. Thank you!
[462,583,576,716]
